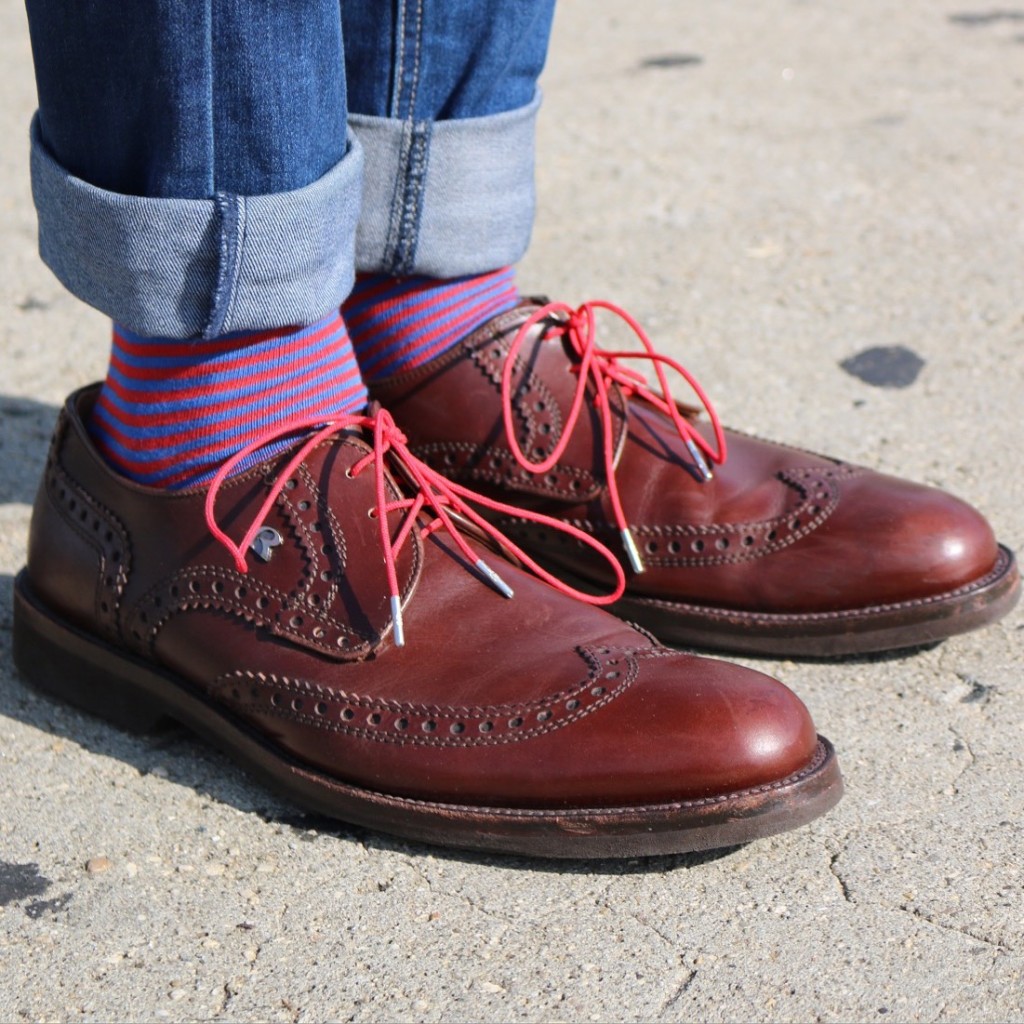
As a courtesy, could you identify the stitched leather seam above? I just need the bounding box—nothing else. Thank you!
[46,457,131,642]
[213,644,640,747]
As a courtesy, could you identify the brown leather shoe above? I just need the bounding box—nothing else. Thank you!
[13,386,841,858]
[371,300,1020,657]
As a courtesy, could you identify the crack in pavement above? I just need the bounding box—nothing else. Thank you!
[895,903,1015,954]
[658,968,698,1016]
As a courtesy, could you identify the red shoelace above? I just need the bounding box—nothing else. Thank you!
[204,406,626,646]
[501,300,728,573]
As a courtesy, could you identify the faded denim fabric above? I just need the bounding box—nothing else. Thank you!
[350,96,541,277]
[24,0,555,337]
[31,118,364,340]
[342,0,554,275]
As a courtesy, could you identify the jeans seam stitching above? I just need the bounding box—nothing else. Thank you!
[207,193,243,338]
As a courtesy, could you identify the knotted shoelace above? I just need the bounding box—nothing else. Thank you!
[501,300,728,573]
[204,406,626,646]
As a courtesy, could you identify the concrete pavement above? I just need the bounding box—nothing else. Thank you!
[1,2,1022,1020]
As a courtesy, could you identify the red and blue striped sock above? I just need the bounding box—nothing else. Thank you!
[90,311,368,490]
[343,267,519,381]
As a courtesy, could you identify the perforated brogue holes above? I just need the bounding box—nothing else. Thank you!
[692,539,705,553]
[539,423,552,435]
[545,474,558,487]
[100,601,109,614]
[743,536,755,547]
[285,479,297,490]
[189,580,202,594]
[423,720,437,733]
[309,594,322,607]
[569,479,582,491]
[256,596,269,610]
[342,708,354,721]
[271,693,283,707]
[212,580,224,594]
[315,701,328,716]
[509,716,524,729]
[790,518,802,531]
[291,698,303,712]
[668,540,682,554]
[368,712,381,726]
[344,467,354,479]
[605,670,620,680]
[645,540,658,555]
[396,718,409,731]
[537,710,552,722]
[767,530,778,541]
[566,699,581,711]
[297,499,310,511]
[234,585,246,600]
[715,538,729,551]
[479,721,494,733]
[289,615,303,628]
[591,686,606,696]
[450,722,465,735]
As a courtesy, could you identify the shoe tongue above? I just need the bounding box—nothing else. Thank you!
[463,303,629,503]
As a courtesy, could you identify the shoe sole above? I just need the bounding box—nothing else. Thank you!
[13,571,842,859]
[611,544,1021,657]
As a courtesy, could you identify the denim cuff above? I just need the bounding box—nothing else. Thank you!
[350,92,540,278]
[29,114,364,339]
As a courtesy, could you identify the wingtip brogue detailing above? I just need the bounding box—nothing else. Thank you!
[466,324,618,501]
[45,455,131,643]
[495,463,850,569]
[213,643,639,748]
[125,564,382,660]
[413,441,598,500]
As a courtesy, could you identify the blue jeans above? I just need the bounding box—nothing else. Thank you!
[24,0,555,339]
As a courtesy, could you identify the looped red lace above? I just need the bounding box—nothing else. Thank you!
[204,406,626,647]
[501,300,728,573]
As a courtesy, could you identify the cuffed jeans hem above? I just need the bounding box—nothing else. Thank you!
[30,114,364,339]
[350,92,540,278]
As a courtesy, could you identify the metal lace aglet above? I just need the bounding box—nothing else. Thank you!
[475,559,515,599]
[620,528,646,574]
[390,594,406,647]
[686,438,713,482]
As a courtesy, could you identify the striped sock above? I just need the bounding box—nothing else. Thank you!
[90,311,368,490]
[343,267,519,381]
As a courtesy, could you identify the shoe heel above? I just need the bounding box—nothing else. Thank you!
[13,573,172,734]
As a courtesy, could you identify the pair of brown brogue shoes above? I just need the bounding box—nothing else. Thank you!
[14,301,1018,858]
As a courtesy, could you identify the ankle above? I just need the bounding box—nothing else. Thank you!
[343,267,519,381]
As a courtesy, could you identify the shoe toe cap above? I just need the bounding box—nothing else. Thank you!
[830,472,999,602]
